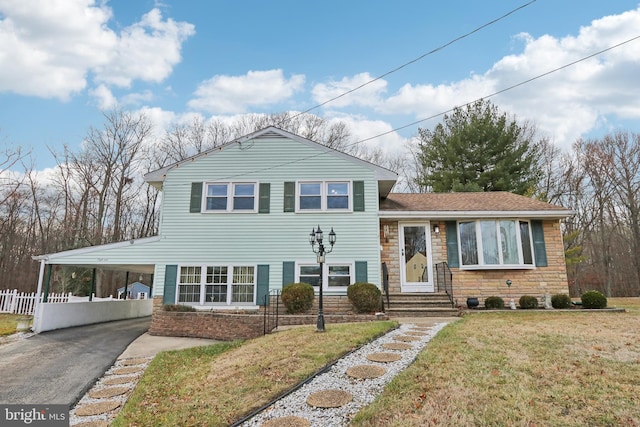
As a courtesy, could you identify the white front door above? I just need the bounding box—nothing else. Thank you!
[399,222,434,293]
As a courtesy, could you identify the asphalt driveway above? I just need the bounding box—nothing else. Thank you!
[0,317,150,407]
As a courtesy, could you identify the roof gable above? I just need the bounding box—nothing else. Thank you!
[144,126,398,195]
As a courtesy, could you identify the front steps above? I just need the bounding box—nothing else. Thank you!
[384,292,459,317]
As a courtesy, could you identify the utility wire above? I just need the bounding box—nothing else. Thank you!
[277,0,537,127]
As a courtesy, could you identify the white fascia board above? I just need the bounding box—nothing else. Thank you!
[32,236,161,261]
[379,210,574,220]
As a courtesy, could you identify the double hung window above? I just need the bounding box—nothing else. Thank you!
[459,220,534,268]
[178,265,256,305]
[298,181,350,211]
[205,182,257,212]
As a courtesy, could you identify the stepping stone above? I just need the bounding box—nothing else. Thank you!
[262,415,311,427]
[120,358,149,366]
[75,400,120,416]
[405,331,427,336]
[88,386,130,399]
[102,376,135,385]
[346,364,386,379]
[393,335,421,342]
[111,366,144,375]
[73,421,109,427]
[382,342,413,351]
[306,389,353,408]
[366,352,402,363]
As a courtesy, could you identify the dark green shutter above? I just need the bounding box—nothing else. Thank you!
[163,265,178,304]
[445,221,460,268]
[531,220,548,267]
[190,182,203,213]
[353,181,365,212]
[283,182,295,212]
[355,261,368,283]
[258,183,270,213]
[282,261,295,285]
[256,264,269,306]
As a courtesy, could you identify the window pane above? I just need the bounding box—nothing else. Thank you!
[206,198,227,210]
[520,221,533,264]
[233,196,255,210]
[233,266,254,284]
[208,184,227,196]
[180,266,201,284]
[459,222,478,265]
[327,183,348,195]
[178,284,200,303]
[500,220,519,264]
[300,183,321,195]
[327,196,348,209]
[234,184,254,196]
[481,221,499,265]
[299,265,320,287]
[205,284,227,303]
[232,284,254,303]
[328,265,351,287]
[300,196,321,209]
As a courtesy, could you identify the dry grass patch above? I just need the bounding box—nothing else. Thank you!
[352,310,640,426]
[0,313,23,336]
[111,321,396,427]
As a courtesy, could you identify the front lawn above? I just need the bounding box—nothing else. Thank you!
[111,321,397,426]
[0,313,25,336]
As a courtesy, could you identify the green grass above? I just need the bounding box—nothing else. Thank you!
[0,313,26,336]
[112,321,397,427]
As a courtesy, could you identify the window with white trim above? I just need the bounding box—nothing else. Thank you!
[459,219,534,268]
[205,182,257,212]
[297,181,350,211]
[297,263,353,288]
[178,265,256,305]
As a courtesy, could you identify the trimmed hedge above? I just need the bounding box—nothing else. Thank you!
[484,296,505,310]
[518,295,539,309]
[581,290,607,309]
[551,293,572,309]
[347,282,382,313]
[281,282,315,314]
[163,304,196,312]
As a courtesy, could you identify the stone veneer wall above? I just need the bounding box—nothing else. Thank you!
[150,296,386,340]
[380,219,570,306]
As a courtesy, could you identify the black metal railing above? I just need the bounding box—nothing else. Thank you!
[381,262,390,311]
[435,261,454,307]
[262,289,280,335]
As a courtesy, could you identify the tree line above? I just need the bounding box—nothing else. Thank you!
[1,101,638,297]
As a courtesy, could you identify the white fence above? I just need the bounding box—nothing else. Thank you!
[0,290,72,315]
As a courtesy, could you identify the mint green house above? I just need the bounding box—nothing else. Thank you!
[33,127,398,311]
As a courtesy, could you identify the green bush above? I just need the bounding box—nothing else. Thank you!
[347,282,382,313]
[484,296,505,309]
[518,295,539,309]
[163,304,196,312]
[281,282,315,314]
[551,293,572,309]
[581,290,607,309]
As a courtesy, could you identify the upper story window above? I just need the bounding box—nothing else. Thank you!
[459,219,534,268]
[297,181,351,212]
[205,182,257,212]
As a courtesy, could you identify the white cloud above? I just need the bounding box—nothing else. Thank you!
[312,72,387,108]
[89,84,117,110]
[0,1,194,100]
[188,69,305,114]
[374,6,640,150]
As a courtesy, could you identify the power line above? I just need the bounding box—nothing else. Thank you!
[277,0,538,126]
[351,34,640,146]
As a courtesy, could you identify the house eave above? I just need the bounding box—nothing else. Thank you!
[32,236,161,262]
[379,209,574,220]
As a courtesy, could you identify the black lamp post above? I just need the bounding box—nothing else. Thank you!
[309,225,336,332]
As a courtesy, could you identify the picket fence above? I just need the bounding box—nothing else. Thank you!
[0,290,72,315]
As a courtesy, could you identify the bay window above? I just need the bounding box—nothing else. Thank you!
[459,220,535,268]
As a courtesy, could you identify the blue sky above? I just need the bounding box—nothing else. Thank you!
[1,0,640,171]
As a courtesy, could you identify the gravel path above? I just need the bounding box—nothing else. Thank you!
[240,322,448,427]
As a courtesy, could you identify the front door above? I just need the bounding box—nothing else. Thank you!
[399,223,434,293]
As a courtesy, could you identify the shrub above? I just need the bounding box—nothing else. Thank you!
[518,295,539,309]
[347,282,382,313]
[163,304,196,312]
[484,296,505,310]
[551,293,572,309]
[581,290,607,309]
[281,282,315,314]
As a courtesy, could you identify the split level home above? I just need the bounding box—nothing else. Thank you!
[33,126,573,318]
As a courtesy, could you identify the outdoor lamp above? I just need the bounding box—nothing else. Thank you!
[309,225,336,332]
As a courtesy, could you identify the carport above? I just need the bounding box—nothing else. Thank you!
[31,236,160,333]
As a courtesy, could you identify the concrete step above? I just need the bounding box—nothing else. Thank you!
[386,307,460,317]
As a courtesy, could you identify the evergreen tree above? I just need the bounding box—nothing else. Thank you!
[415,99,541,194]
